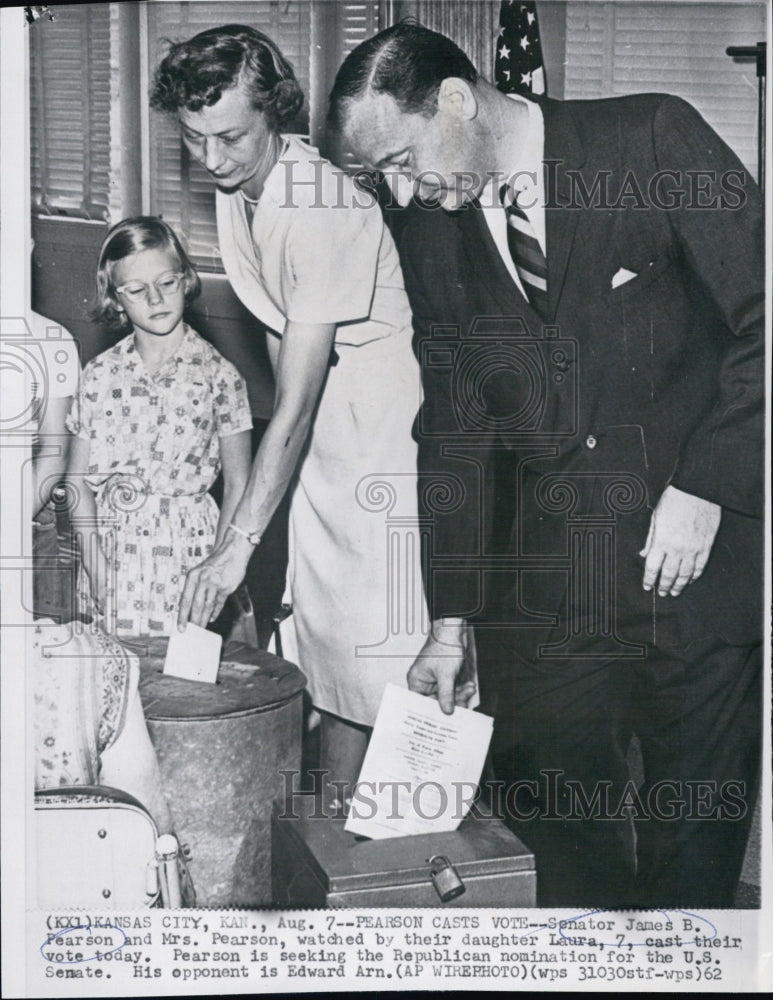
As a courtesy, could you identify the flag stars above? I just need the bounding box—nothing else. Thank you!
[520,35,530,50]
[499,43,511,60]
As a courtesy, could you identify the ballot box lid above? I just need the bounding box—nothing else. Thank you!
[127,637,306,720]
[274,794,534,892]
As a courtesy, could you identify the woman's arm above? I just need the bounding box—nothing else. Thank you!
[178,320,336,628]
[213,429,252,547]
[68,435,111,617]
[33,395,72,519]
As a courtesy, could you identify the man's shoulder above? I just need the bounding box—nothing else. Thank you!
[547,92,707,147]
[545,93,716,172]
[553,91,690,121]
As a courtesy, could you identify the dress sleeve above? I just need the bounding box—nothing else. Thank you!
[213,358,254,437]
[283,189,382,326]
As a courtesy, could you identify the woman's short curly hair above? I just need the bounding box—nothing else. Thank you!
[150,23,304,132]
[93,216,201,332]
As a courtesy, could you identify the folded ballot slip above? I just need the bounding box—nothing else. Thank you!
[163,622,222,683]
[345,683,493,840]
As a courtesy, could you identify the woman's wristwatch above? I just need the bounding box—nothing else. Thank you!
[227,521,262,546]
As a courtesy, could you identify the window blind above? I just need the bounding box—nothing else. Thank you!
[564,2,766,176]
[337,1,381,61]
[314,1,382,166]
[29,3,111,220]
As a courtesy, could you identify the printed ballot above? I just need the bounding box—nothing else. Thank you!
[163,622,222,683]
[345,683,493,839]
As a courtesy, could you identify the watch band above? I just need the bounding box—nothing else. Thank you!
[227,521,262,546]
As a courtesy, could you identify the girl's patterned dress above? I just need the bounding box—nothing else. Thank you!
[66,325,252,636]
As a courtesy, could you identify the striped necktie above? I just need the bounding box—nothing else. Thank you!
[500,184,548,318]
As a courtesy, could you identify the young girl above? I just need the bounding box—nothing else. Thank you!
[67,217,252,636]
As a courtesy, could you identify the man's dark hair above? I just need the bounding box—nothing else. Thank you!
[327,20,478,134]
[150,23,304,132]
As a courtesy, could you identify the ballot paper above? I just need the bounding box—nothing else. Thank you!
[163,622,222,683]
[344,683,493,839]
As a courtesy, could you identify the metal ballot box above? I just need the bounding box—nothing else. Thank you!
[272,795,536,907]
[134,638,306,907]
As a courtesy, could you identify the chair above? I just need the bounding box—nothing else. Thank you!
[34,785,184,908]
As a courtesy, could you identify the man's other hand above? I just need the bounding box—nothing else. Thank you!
[640,484,721,596]
[407,618,476,715]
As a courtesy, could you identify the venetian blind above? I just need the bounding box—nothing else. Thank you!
[315,1,382,165]
[393,0,496,81]
[29,4,111,220]
[337,1,381,60]
[563,2,766,177]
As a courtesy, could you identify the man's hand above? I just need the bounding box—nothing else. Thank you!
[640,485,721,596]
[177,531,254,629]
[407,618,476,715]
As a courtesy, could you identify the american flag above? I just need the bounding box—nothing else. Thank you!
[495,1,546,96]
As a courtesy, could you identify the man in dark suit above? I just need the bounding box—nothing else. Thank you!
[329,22,764,908]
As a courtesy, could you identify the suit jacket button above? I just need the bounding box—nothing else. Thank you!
[586,434,597,449]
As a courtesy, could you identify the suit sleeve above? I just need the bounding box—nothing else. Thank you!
[653,96,764,517]
[399,218,495,621]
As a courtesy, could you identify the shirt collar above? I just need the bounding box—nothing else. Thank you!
[124,324,197,375]
[255,134,314,208]
[485,94,544,210]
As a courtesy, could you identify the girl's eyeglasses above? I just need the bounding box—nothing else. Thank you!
[114,271,185,302]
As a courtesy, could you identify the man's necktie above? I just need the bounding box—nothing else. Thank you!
[500,184,548,318]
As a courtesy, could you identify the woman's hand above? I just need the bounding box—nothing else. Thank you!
[177,320,336,631]
[177,530,255,629]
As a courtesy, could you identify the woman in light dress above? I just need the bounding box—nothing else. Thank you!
[151,25,441,795]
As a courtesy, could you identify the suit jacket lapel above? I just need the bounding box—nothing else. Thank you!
[455,100,587,325]
[540,98,586,321]
[456,199,540,320]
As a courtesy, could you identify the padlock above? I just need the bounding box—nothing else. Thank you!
[428,854,466,902]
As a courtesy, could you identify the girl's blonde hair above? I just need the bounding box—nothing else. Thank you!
[93,216,201,331]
